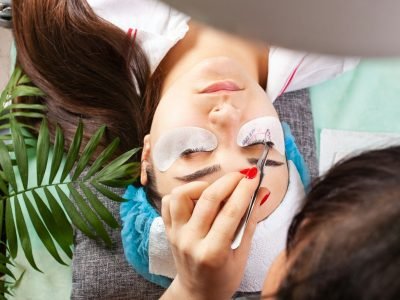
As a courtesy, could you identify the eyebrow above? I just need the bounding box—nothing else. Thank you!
[247,158,285,167]
[174,158,284,182]
[175,165,222,182]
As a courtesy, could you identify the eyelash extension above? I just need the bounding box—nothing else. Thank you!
[245,136,274,148]
[265,159,284,167]
[246,139,266,146]
[180,147,206,157]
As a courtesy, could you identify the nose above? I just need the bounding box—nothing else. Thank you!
[209,101,241,129]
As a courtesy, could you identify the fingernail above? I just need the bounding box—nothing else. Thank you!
[246,167,258,179]
[239,168,251,175]
[260,192,271,206]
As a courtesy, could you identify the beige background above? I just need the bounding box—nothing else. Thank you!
[0,27,13,90]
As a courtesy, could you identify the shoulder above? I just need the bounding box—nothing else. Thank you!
[267,47,359,102]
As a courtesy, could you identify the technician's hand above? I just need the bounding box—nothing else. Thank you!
[160,168,261,300]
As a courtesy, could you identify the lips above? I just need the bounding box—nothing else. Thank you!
[201,81,242,93]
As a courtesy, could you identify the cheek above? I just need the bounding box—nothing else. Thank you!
[152,167,180,197]
[255,161,289,222]
[152,161,208,197]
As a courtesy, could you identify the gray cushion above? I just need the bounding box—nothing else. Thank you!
[274,88,318,178]
[71,88,317,300]
[71,184,165,300]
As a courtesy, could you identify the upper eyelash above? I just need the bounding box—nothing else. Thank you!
[245,139,266,146]
[180,147,206,156]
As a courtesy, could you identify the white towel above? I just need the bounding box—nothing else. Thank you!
[267,47,359,102]
[149,161,304,292]
[88,0,358,94]
[87,0,190,73]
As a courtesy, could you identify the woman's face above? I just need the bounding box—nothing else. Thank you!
[145,56,289,221]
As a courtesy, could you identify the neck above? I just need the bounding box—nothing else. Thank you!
[157,21,268,94]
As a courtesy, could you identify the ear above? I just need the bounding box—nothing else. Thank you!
[140,135,151,186]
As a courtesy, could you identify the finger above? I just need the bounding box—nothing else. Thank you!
[208,170,260,248]
[161,195,172,233]
[169,181,209,229]
[187,172,245,238]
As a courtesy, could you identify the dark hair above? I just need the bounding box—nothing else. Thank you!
[12,0,162,157]
[275,146,400,300]
[12,0,164,207]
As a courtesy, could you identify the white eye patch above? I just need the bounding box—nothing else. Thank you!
[236,116,285,155]
[153,127,217,172]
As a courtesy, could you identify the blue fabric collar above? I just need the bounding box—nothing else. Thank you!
[120,122,309,288]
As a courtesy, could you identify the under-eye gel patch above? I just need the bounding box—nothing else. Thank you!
[153,127,217,172]
[237,116,285,155]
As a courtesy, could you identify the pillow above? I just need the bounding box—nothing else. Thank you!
[274,88,318,178]
[72,184,165,299]
[71,88,317,299]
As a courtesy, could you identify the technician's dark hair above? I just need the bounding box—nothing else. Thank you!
[274,146,400,300]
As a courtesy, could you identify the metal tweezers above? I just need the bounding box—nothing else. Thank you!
[231,140,273,249]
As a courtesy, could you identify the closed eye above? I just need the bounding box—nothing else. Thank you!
[180,148,211,158]
[244,141,266,147]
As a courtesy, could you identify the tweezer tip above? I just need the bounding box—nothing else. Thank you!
[266,141,274,147]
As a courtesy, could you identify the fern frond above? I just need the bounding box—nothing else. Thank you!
[36,119,50,186]
[49,126,64,184]
[11,122,29,189]
[60,121,83,182]
[1,66,141,289]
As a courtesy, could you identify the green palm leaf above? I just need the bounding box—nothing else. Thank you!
[5,118,139,265]
[0,174,9,195]
[49,126,64,183]
[31,190,72,258]
[5,199,18,259]
[98,178,137,188]
[55,186,96,240]
[60,121,83,182]
[13,197,41,272]
[42,188,73,246]
[94,148,140,180]
[1,66,142,293]
[0,141,17,193]
[83,138,120,180]
[91,182,127,203]
[23,194,67,266]
[72,125,105,181]
[0,112,44,121]
[4,103,45,111]
[10,86,45,99]
[97,162,139,183]
[11,122,29,190]
[69,184,112,246]
[0,244,23,298]
[79,183,119,229]
[36,119,50,185]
